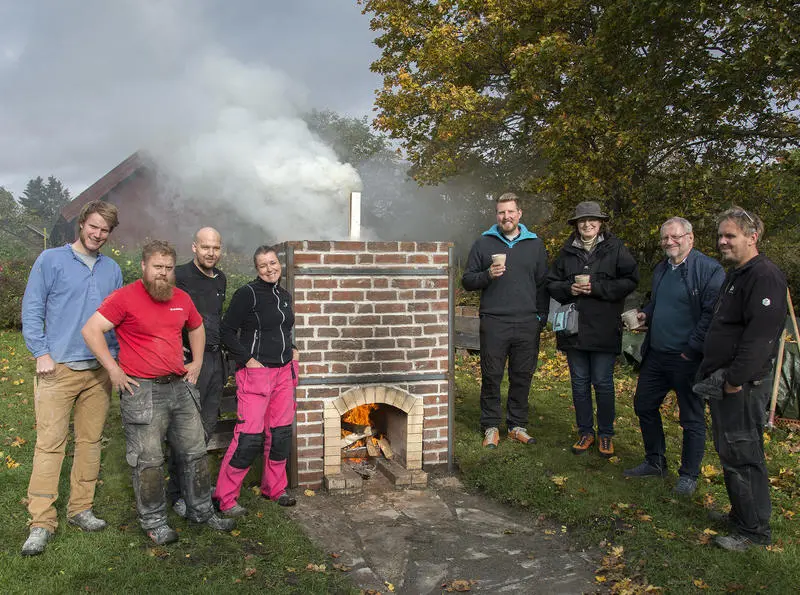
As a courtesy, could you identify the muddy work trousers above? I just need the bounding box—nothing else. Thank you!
[28,365,111,533]
[214,361,297,510]
[710,378,772,544]
[121,378,215,530]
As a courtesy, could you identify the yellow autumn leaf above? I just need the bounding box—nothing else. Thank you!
[385,581,396,591]
[693,578,709,589]
[611,545,624,557]
[702,528,718,535]
[230,529,241,536]
[304,489,315,497]
[551,475,568,487]
[595,575,607,583]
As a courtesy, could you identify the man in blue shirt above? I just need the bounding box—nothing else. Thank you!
[20,201,123,556]
[624,217,724,496]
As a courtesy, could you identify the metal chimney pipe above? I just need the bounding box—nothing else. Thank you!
[349,191,361,239]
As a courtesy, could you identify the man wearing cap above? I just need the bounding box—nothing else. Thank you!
[167,227,227,518]
[462,192,549,448]
[81,240,235,545]
[20,200,122,556]
[699,207,786,551]
[623,217,724,495]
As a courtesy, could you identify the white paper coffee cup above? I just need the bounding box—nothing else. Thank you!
[621,309,643,330]
[575,274,590,285]
[491,254,506,266]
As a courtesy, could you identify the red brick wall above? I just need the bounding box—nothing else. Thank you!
[287,240,452,488]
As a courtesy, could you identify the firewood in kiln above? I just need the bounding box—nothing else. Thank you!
[378,437,393,460]
[366,437,380,457]
[342,426,373,447]
[342,421,371,434]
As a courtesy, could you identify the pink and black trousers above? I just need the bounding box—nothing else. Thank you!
[214,361,298,511]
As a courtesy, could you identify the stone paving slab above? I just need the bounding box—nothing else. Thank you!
[286,473,600,594]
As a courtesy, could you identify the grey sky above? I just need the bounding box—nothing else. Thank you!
[0,0,382,198]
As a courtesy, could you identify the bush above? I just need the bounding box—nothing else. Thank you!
[0,258,34,329]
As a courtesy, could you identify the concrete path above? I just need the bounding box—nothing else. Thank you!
[286,473,600,594]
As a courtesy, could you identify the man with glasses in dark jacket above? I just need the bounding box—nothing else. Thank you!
[699,207,787,551]
[624,217,724,496]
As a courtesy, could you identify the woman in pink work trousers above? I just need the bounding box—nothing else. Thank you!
[214,245,299,515]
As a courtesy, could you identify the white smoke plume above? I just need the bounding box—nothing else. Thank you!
[0,0,366,242]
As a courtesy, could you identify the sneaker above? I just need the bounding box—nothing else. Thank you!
[598,436,614,458]
[172,498,187,518]
[708,509,734,526]
[482,427,499,449]
[714,533,763,552]
[508,426,536,445]
[21,527,52,556]
[623,461,667,478]
[205,513,236,531]
[220,503,248,517]
[673,476,698,496]
[276,493,297,507]
[571,434,595,454]
[68,509,107,532]
[147,525,178,545]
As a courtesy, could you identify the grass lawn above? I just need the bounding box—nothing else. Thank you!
[0,330,355,594]
[454,331,800,593]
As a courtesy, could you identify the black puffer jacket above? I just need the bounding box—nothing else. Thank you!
[547,232,639,353]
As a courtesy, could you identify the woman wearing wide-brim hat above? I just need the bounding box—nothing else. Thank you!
[547,201,639,458]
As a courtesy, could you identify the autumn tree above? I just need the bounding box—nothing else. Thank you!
[361,0,800,262]
[18,175,71,227]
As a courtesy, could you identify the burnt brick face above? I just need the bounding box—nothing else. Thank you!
[287,240,452,486]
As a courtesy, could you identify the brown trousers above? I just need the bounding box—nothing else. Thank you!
[28,364,111,532]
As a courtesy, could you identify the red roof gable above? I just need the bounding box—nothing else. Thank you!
[60,152,146,221]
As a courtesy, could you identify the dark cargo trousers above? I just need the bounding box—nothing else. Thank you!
[710,378,772,544]
[479,314,541,431]
[166,351,225,503]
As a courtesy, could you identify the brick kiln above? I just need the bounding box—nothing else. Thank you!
[279,240,454,493]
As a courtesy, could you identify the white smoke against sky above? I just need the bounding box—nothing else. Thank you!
[0,0,364,240]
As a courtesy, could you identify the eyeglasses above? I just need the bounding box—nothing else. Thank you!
[734,209,755,225]
[660,233,690,244]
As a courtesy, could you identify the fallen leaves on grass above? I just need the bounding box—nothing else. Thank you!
[306,563,326,573]
[697,528,718,545]
[594,544,663,594]
[243,568,257,578]
[766,544,784,553]
[701,464,719,481]
[10,435,26,447]
[550,475,568,487]
[332,563,351,572]
[693,578,709,589]
[384,581,395,591]
[5,454,20,468]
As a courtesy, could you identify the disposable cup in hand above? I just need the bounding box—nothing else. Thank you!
[491,254,506,266]
[575,274,590,285]
[622,309,643,330]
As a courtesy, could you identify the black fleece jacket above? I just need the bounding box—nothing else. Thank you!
[699,254,787,386]
[175,261,226,349]
[221,278,295,368]
[546,232,639,353]
[461,230,549,321]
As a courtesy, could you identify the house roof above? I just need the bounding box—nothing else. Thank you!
[60,151,146,221]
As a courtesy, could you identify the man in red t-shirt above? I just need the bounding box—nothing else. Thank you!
[82,240,235,545]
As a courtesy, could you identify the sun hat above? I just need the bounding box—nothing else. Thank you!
[567,201,609,224]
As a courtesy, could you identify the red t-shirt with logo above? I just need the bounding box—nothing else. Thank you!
[98,280,203,378]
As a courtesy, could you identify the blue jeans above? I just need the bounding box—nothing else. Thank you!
[565,350,617,437]
[633,350,705,478]
[121,378,215,530]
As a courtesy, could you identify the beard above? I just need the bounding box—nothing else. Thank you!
[143,277,175,302]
